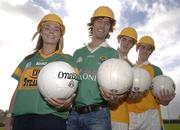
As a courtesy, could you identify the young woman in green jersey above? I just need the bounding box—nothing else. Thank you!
[5,13,76,130]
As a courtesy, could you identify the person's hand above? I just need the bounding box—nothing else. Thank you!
[154,89,175,106]
[127,90,147,103]
[109,89,129,104]
[45,93,76,110]
[99,86,112,101]
[4,115,13,130]
[99,87,128,104]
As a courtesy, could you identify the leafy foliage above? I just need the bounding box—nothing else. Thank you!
[0,109,7,127]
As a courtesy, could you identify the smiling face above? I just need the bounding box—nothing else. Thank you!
[92,17,111,40]
[40,21,62,46]
[118,36,135,56]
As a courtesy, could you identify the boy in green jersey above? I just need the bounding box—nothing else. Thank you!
[67,6,120,130]
[5,13,77,130]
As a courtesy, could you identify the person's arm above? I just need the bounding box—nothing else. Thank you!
[5,84,19,130]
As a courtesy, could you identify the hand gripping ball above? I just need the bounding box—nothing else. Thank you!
[37,61,78,99]
[151,75,176,97]
[131,67,151,92]
[97,58,133,95]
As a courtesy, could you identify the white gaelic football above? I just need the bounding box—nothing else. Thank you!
[97,58,133,95]
[151,75,175,97]
[131,67,151,92]
[37,61,78,99]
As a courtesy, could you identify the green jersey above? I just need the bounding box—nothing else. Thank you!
[73,42,119,106]
[12,50,76,119]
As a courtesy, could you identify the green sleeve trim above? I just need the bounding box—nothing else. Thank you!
[11,74,19,81]
[151,64,163,76]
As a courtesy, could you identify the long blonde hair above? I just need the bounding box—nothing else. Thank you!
[24,30,64,60]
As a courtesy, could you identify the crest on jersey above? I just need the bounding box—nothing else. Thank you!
[76,56,83,63]
[99,56,108,63]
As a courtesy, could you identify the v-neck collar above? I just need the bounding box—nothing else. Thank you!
[39,49,60,59]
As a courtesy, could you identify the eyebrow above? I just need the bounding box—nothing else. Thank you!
[44,24,60,28]
[142,45,152,49]
[122,37,134,42]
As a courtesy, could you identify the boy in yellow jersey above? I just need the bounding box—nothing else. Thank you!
[127,36,175,130]
[110,27,137,130]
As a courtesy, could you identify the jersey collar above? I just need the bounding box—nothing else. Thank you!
[39,49,60,59]
[86,41,110,53]
[135,60,150,67]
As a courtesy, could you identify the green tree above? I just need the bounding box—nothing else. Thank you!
[0,109,7,126]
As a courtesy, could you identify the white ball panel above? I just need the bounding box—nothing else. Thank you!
[97,58,133,94]
[37,61,78,99]
[152,75,175,97]
[132,67,151,92]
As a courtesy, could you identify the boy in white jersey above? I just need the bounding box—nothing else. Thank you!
[127,35,175,130]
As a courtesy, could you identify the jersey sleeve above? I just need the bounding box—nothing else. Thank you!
[152,64,163,76]
[72,49,80,62]
[65,54,77,67]
[113,49,119,58]
[11,59,28,81]
[62,53,79,76]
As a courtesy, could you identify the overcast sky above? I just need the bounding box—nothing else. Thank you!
[0,0,180,119]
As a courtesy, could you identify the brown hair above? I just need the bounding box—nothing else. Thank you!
[87,17,114,39]
[24,34,63,60]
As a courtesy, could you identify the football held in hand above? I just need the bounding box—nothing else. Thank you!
[97,58,133,95]
[37,61,78,99]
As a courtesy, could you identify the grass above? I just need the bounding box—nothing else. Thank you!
[0,123,180,130]
[164,123,180,130]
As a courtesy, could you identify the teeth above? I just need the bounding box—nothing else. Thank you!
[97,29,103,32]
[49,36,54,37]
